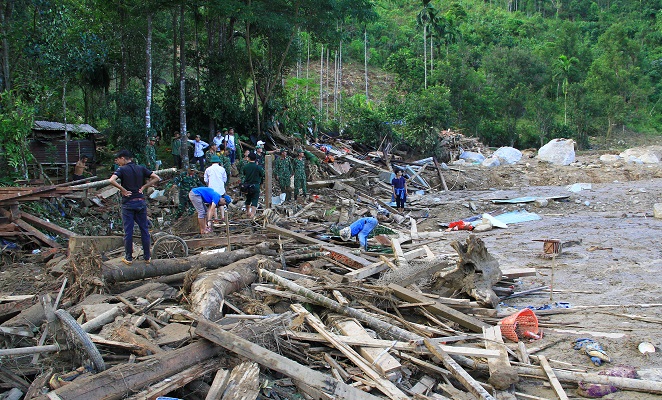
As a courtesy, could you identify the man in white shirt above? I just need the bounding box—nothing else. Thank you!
[204,155,227,220]
[225,128,237,164]
[213,130,224,148]
[188,135,209,171]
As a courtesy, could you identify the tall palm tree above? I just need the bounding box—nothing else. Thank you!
[553,54,579,125]
[417,0,437,89]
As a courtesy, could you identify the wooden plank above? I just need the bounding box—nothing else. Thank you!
[433,157,448,191]
[423,338,495,400]
[194,318,382,400]
[266,224,372,268]
[220,362,260,400]
[282,330,500,358]
[185,234,267,249]
[126,360,217,399]
[483,326,518,390]
[333,319,402,381]
[501,268,538,278]
[343,247,427,282]
[538,355,569,400]
[13,219,61,248]
[20,212,76,238]
[391,238,407,268]
[291,304,410,400]
[205,368,230,400]
[388,284,490,333]
[308,177,356,189]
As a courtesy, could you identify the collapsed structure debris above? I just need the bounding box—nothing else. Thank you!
[1,135,661,399]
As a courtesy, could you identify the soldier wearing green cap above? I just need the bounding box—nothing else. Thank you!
[145,137,157,170]
[274,148,293,201]
[293,148,307,200]
[174,164,202,217]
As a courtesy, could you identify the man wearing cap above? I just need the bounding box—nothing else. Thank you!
[255,141,265,168]
[188,186,232,234]
[188,135,209,171]
[339,217,379,251]
[204,155,228,220]
[225,128,237,165]
[171,131,182,169]
[174,165,202,217]
[241,152,264,218]
[109,150,160,265]
[274,148,293,201]
[218,145,232,175]
[293,149,308,200]
[145,137,157,170]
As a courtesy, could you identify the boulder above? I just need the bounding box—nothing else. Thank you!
[459,151,485,164]
[482,156,501,168]
[493,147,522,164]
[654,203,662,219]
[599,154,622,164]
[619,146,662,164]
[537,139,575,165]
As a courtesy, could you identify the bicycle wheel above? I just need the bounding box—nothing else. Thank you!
[152,234,189,259]
[54,309,106,372]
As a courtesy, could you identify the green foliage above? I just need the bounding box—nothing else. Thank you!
[341,94,394,148]
[103,89,148,161]
[0,93,35,180]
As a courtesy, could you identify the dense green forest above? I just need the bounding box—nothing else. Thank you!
[0,0,660,178]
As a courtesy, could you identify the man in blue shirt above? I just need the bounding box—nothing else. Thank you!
[109,149,160,265]
[339,217,378,251]
[188,186,232,234]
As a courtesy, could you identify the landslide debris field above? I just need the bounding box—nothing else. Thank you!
[0,137,661,400]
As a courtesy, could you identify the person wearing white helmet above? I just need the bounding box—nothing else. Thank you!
[339,217,379,251]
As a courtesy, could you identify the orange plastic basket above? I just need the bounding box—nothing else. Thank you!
[498,308,539,342]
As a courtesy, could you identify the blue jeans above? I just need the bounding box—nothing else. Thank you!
[121,200,151,261]
[228,149,236,164]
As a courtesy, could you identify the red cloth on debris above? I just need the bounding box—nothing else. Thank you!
[448,220,474,231]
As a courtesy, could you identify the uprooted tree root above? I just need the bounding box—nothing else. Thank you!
[65,245,108,302]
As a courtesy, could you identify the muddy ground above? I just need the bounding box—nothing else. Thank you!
[1,139,661,398]
[413,153,662,399]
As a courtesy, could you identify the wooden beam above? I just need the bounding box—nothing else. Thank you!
[125,361,217,400]
[388,284,490,333]
[205,368,230,400]
[266,224,372,269]
[221,362,260,400]
[308,177,356,189]
[424,338,496,400]
[343,247,427,282]
[13,219,61,248]
[483,326,518,390]
[538,355,569,400]
[292,304,410,400]
[185,234,267,249]
[194,318,382,400]
[433,157,448,191]
[282,330,500,359]
[20,212,76,238]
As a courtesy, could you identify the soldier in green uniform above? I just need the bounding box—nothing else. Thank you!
[293,149,308,200]
[218,145,232,177]
[145,137,157,170]
[171,131,182,169]
[174,165,202,217]
[274,148,293,201]
[236,150,250,182]
[205,143,219,165]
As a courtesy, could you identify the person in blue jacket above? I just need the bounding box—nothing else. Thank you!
[188,186,232,234]
[339,217,378,251]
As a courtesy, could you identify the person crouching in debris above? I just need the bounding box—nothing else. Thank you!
[109,150,161,265]
[188,186,232,234]
[339,217,379,251]
[391,168,407,213]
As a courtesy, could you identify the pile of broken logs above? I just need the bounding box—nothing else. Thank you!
[1,141,662,400]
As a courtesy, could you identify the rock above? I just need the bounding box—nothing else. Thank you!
[537,139,575,165]
[654,203,662,219]
[600,154,622,164]
[620,146,662,164]
[567,183,592,192]
[493,147,522,164]
[459,151,485,164]
[482,156,501,168]
[534,198,548,207]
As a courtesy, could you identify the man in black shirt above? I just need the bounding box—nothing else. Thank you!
[109,149,160,265]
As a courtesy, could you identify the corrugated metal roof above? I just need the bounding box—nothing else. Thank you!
[33,120,99,134]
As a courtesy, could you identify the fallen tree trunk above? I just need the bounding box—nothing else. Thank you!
[34,340,220,400]
[515,365,662,395]
[102,243,275,284]
[191,256,278,321]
